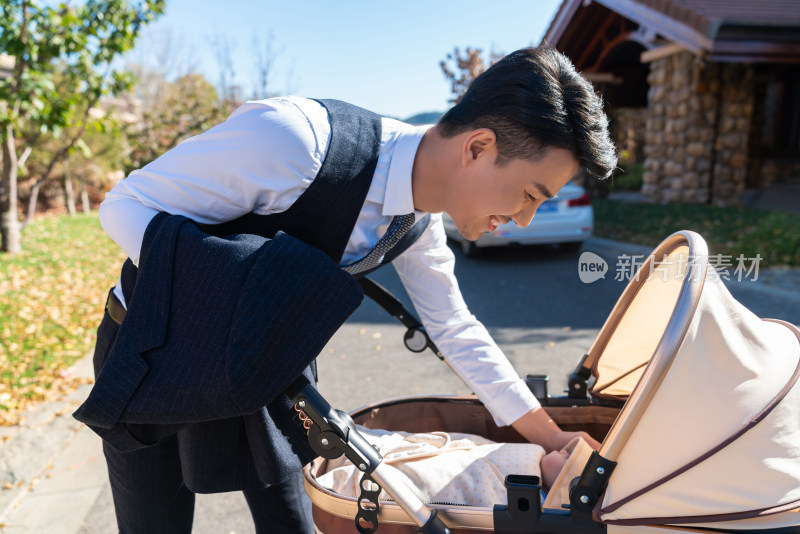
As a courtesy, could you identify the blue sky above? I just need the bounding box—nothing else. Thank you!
[127,0,563,119]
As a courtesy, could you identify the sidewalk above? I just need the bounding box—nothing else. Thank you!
[0,357,104,534]
[1,237,799,534]
[608,183,800,215]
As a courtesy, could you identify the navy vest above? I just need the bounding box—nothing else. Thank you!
[197,99,430,271]
[112,99,429,491]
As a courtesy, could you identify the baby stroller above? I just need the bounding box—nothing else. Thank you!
[289,230,800,533]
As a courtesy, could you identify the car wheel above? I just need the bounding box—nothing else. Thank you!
[461,241,481,258]
[560,241,583,253]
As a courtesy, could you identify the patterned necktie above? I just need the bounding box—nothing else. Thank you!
[343,214,415,275]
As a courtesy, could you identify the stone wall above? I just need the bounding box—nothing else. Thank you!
[712,64,754,204]
[641,51,755,205]
[613,107,648,163]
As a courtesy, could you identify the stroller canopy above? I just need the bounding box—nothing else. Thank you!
[583,231,800,529]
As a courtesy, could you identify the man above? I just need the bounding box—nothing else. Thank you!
[82,46,616,533]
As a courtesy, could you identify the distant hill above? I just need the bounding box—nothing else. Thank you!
[401,111,444,125]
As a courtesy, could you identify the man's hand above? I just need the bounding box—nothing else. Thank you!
[548,429,600,451]
[511,407,601,452]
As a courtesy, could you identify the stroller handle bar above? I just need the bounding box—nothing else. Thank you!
[371,462,451,533]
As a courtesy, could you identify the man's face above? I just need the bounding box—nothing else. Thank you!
[447,146,580,242]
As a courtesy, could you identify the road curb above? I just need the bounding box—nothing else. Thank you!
[0,354,94,528]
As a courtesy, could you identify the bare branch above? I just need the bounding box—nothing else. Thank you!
[252,29,280,99]
[210,33,238,103]
[17,145,32,169]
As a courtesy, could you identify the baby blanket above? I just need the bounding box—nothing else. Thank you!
[316,426,546,507]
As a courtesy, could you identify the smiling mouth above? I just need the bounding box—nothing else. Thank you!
[488,215,509,232]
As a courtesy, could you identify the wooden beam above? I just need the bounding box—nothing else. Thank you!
[709,52,800,64]
[583,72,623,84]
[712,40,800,58]
[575,10,620,69]
[588,31,645,71]
[640,42,690,63]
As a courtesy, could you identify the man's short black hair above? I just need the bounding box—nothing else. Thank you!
[437,46,617,180]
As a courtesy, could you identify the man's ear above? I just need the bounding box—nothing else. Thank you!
[462,128,497,165]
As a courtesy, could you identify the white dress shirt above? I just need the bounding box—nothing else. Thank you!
[100,96,540,427]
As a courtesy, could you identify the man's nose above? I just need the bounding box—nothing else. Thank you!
[512,202,538,228]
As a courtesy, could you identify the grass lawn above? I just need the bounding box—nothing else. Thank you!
[0,213,126,425]
[593,199,800,268]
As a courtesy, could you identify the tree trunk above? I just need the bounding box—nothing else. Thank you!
[26,179,43,225]
[80,178,90,213]
[64,174,76,216]
[1,125,21,253]
[22,107,94,228]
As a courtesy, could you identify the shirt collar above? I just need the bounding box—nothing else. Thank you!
[383,124,431,218]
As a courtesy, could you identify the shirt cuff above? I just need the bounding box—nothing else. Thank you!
[476,377,541,428]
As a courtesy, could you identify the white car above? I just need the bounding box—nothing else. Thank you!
[442,181,593,257]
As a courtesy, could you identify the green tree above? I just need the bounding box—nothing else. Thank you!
[23,102,129,217]
[0,0,165,253]
[16,66,130,220]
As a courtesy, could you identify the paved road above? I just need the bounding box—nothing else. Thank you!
[80,243,617,534]
[4,237,800,534]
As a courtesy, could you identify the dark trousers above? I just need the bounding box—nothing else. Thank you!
[94,306,314,534]
[103,434,314,534]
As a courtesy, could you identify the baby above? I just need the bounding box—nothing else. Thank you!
[316,425,588,508]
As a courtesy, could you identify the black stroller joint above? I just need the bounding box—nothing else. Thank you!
[493,474,608,534]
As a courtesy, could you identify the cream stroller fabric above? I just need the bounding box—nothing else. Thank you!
[316,426,546,507]
[306,230,799,532]
[586,232,800,529]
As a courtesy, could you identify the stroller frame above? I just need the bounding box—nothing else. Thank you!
[291,231,800,534]
[291,275,620,534]
[289,374,612,534]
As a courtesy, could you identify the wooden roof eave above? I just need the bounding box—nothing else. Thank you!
[542,0,584,47]
[543,0,710,61]
[593,0,711,56]
[543,0,800,65]
[709,41,800,63]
